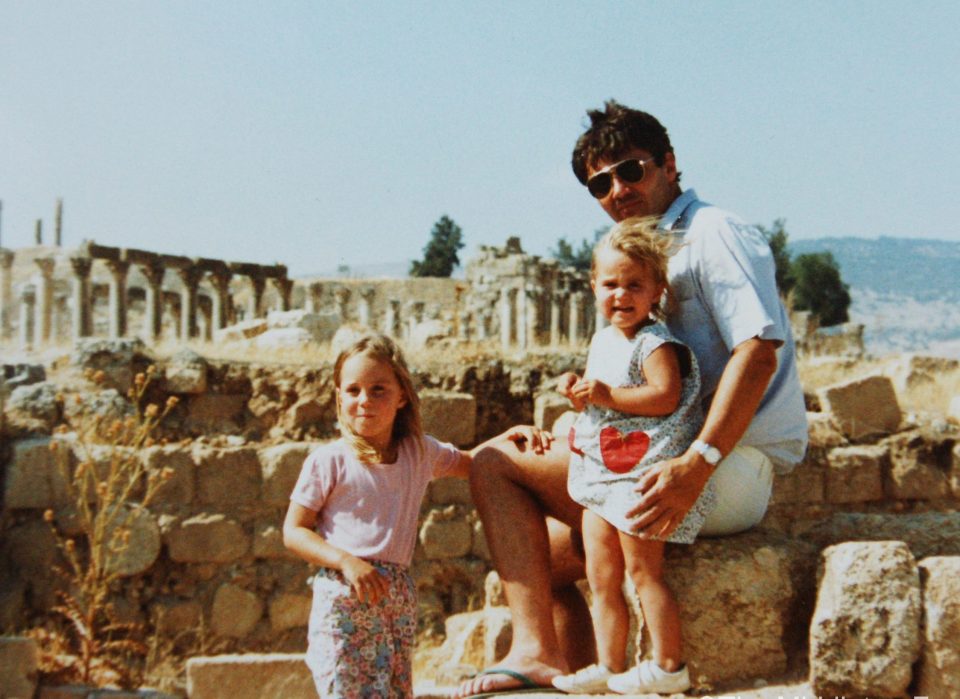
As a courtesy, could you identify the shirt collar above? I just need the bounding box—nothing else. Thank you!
[659,188,698,231]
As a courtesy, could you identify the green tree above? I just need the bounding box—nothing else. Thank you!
[550,227,607,272]
[410,215,465,277]
[790,252,851,326]
[758,218,795,296]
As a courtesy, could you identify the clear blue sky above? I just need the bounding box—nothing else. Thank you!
[1,1,957,276]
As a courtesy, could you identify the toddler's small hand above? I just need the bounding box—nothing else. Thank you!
[571,379,612,408]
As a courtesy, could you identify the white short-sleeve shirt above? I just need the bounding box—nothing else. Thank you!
[660,189,808,472]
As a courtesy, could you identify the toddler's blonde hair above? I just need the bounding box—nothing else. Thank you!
[592,216,679,320]
[333,333,423,464]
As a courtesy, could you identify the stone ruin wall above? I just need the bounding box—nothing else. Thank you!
[1,347,959,676]
[0,237,595,353]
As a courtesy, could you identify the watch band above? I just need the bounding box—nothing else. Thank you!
[691,439,723,466]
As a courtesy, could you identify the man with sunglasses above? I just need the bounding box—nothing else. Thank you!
[457,101,807,696]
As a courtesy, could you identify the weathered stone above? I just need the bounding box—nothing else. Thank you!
[284,396,325,431]
[439,610,485,672]
[186,654,314,699]
[194,446,261,505]
[806,411,847,448]
[949,395,960,422]
[152,598,202,636]
[810,541,921,698]
[917,556,960,697]
[817,373,901,441]
[184,394,248,433]
[421,390,476,447]
[0,577,26,629]
[141,444,195,506]
[259,442,313,506]
[71,337,152,393]
[534,392,571,431]
[662,530,818,688]
[428,476,472,505]
[3,437,69,509]
[253,521,292,559]
[1,362,45,389]
[165,513,248,563]
[253,327,315,349]
[268,593,311,631]
[211,583,264,638]
[164,349,208,394]
[102,505,161,577]
[266,309,339,342]
[3,520,58,579]
[0,636,37,699]
[62,388,134,424]
[419,508,472,559]
[885,353,960,412]
[213,319,269,343]
[769,458,824,505]
[5,381,60,430]
[471,518,490,561]
[885,430,952,500]
[802,512,960,559]
[824,444,887,503]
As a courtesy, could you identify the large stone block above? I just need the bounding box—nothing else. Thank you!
[259,442,313,506]
[184,394,248,433]
[101,505,161,577]
[885,430,952,500]
[801,512,960,559]
[817,374,901,441]
[71,337,152,393]
[268,593,311,631]
[769,458,824,506]
[194,446,261,505]
[211,583,263,638]
[661,530,817,688]
[186,654,314,699]
[810,541,920,698]
[420,391,476,447]
[428,477,472,506]
[165,513,249,563]
[419,507,472,560]
[152,598,203,637]
[163,349,208,394]
[3,437,68,509]
[0,636,37,699]
[253,521,295,560]
[917,556,960,697]
[141,444,195,506]
[806,411,847,448]
[824,444,887,503]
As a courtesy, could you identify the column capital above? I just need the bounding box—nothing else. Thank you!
[175,265,203,289]
[140,260,166,287]
[105,258,131,277]
[34,257,56,277]
[0,249,13,267]
[70,256,93,278]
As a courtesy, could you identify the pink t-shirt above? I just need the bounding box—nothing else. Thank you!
[290,435,461,566]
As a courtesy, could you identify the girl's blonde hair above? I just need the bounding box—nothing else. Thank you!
[592,215,679,320]
[333,333,423,464]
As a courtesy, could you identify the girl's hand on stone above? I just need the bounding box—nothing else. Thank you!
[341,555,388,604]
[505,425,554,455]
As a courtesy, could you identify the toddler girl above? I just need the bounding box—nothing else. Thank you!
[283,333,537,698]
[552,218,714,695]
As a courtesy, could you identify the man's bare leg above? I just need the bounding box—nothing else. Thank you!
[456,436,590,696]
[547,517,596,671]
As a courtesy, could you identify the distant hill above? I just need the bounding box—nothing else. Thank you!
[789,237,960,358]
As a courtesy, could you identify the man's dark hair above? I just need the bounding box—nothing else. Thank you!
[571,100,681,185]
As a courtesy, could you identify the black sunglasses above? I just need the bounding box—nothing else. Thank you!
[586,156,657,199]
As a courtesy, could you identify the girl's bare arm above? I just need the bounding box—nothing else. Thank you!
[282,502,389,604]
[571,343,682,416]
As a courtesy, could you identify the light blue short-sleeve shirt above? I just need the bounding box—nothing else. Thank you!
[660,189,808,472]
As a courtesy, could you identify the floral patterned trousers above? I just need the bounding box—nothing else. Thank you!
[306,561,416,698]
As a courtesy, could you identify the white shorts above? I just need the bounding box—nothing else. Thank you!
[699,445,774,537]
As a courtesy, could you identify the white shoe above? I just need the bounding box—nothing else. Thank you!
[606,659,691,694]
[551,663,614,693]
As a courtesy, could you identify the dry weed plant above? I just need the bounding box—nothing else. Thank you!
[30,365,179,688]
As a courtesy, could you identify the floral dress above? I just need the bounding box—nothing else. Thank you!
[567,322,715,543]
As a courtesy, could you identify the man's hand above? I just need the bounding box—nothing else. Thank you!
[341,555,389,604]
[626,450,713,538]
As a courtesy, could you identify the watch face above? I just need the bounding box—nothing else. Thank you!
[705,447,721,464]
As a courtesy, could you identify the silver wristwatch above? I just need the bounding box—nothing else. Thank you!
[691,439,722,466]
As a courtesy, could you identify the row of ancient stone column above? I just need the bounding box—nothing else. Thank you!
[0,243,289,348]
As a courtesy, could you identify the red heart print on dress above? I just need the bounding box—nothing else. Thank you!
[599,426,650,473]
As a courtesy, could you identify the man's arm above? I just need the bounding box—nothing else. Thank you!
[625,336,778,537]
